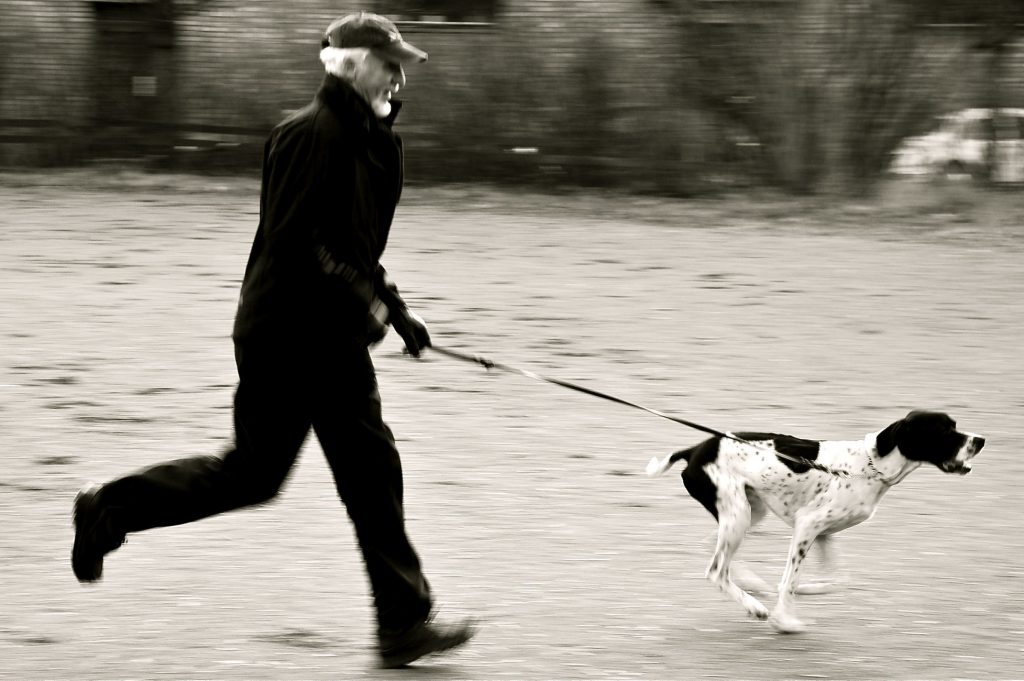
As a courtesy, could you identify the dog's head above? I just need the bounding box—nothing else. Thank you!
[875,410,985,474]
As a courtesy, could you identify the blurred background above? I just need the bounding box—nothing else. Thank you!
[1,0,1023,195]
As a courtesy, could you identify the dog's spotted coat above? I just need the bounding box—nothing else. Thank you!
[646,410,985,633]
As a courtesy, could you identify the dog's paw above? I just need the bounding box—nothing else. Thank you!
[740,595,770,621]
[645,456,665,476]
[768,611,806,634]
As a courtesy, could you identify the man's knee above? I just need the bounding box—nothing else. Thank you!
[239,475,285,505]
[219,456,291,506]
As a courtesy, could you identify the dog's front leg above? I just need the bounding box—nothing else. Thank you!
[795,534,844,595]
[770,517,822,633]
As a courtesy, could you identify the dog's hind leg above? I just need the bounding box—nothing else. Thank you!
[706,483,770,621]
[731,501,772,595]
[731,490,773,595]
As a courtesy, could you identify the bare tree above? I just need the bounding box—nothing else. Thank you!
[656,0,965,195]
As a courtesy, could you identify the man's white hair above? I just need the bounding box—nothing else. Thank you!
[319,46,370,81]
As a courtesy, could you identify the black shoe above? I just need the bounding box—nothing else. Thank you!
[72,485,123,583]
[378,616,476,669]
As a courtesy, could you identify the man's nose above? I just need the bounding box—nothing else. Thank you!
[393,65,406,89]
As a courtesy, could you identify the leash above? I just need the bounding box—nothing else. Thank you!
[428,345,852,478]
[429,345,728,439]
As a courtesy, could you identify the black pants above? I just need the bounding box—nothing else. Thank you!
[99,337,432,632]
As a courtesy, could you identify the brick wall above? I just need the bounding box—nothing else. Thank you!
[167,0,688,181]
[0,0,690,175]
[0,0,94,163]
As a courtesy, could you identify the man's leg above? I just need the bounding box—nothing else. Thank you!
[311,350,473,666]
[73,341,312,581]
[312,351,432,629]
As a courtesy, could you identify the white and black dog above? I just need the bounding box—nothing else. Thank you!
[646,410,985,633]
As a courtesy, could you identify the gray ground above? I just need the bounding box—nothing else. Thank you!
[2,173,1023,679]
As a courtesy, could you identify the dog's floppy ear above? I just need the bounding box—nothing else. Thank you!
[875,417,905,457]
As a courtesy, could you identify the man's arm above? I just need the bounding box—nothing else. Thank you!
[308,129,378,312]
[374,265,431,357]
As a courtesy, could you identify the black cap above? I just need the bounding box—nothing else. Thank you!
[321,12,428,64]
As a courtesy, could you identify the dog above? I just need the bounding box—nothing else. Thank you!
[645,410,985,633]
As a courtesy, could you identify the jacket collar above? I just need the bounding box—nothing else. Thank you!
[316,74,402,132]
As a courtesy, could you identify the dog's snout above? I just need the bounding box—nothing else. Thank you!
[973,436,986,452]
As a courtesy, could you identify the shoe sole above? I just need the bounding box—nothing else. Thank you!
[379,629,474,669]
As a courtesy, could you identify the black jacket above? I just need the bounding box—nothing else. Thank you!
[233,74,407,347]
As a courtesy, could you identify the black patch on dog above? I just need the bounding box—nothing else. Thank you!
[675,437,721,467]
[875,419,900,458]
[680,437,724,521]
[736,432,821,474]
[682,464,720,521]
[876,410,968,466]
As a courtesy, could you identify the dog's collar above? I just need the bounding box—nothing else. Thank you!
[866,434,919,486]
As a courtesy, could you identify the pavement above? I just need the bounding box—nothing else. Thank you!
[1,172,1023,679]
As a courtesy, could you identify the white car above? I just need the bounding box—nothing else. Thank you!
[891,107,1024,182]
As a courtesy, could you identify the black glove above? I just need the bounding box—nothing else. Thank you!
[391,306,431,358]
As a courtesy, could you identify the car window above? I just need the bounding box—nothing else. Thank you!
[988,113,1024,141]
[963,118,991,141]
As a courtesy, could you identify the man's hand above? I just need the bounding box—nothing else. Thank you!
[391,307,431,358]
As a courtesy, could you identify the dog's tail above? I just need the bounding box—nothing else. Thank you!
[646,445,698,477]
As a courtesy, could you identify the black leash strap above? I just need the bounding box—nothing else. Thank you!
[427,344,851,478]
[429,345,729,439]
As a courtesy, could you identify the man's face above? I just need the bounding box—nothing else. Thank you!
[352,50,406,118]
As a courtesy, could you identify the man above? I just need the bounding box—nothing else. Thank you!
[71,12,475,669]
